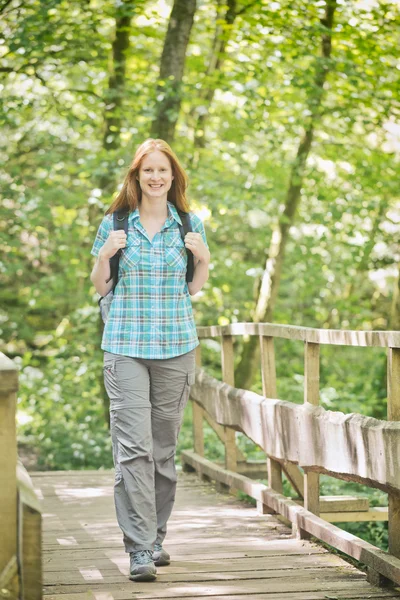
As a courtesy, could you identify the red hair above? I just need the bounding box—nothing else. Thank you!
[106,139,190,215]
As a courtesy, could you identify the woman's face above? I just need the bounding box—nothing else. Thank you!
[137,150,174,200]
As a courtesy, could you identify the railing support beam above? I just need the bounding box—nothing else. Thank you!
[192,345,204,457]
[260,335,282,511]
[388,347,400,559]
[298,341,320,539]
[221,335,237,472]
[0,354,19,598]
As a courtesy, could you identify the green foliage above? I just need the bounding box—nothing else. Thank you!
[16,305,112,470]
[0,0,399,554]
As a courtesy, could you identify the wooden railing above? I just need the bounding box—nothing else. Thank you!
[181,322,400,587]
[0,353,42,600]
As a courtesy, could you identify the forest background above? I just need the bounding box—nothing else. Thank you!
[1,0,399,551]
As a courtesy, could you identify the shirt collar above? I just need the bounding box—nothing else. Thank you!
[130,200,182,226]
[167,201,183,226]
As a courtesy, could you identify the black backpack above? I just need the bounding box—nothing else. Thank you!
[98,208,194,322]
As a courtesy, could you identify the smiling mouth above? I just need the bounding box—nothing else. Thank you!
[149,184,163,188]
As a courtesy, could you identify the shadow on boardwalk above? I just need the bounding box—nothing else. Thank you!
[36,469,400,600]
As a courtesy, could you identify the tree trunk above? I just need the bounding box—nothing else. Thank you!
[235,0,337,390]
[190,1,260,163]
[150,0,197,143]
[91,1,136,427]
[191,0,237,161]
[96,0,135,198]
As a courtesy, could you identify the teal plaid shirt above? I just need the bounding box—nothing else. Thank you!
[90,201,209,359]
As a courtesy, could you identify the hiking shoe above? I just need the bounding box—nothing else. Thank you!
[152,542,170,566]
[129,550,157,581]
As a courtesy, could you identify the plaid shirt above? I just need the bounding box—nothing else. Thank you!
[90,201,209,359]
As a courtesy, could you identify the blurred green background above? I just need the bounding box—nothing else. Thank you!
[1,0,399,552]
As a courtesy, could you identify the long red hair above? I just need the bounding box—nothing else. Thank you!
[106,139,190,215]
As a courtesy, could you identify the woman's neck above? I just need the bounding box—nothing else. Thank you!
[139,198,168,221]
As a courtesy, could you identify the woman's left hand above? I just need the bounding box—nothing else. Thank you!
[184,232,210,265]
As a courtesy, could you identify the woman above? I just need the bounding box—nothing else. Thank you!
[90,139,210,582]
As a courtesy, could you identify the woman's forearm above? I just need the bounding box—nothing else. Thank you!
[188,257,210,296]
[90,252,114,297]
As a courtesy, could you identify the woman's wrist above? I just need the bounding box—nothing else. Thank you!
[199,251,210,266]
[98,249,110,262]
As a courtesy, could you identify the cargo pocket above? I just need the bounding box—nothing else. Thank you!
[103,354,116,376]
[178,371,196,413]
[164,230,186,270]
[103,353,118,401]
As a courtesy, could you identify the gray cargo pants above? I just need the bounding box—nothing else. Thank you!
[103,348,196,554]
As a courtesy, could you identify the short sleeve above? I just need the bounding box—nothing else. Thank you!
[190,213,209,250]
[90,214,112,257]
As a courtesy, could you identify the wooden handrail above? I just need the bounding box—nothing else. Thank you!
[0,353,42,599]
[184,322,400,587]
[190,367,400,495]
[197,322,400,347]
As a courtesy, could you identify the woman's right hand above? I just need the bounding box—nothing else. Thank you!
[99,230,127,260]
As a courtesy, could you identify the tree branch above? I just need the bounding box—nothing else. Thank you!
[236,0,259,17]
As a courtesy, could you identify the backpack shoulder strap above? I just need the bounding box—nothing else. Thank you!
[177,210,194,283]
[109,209,129,291]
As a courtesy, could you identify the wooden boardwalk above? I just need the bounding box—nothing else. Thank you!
[35,469,400,600]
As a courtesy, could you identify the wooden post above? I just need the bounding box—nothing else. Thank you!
[387,347,400,559]
[0,353,19,598]
[260,335,283,508]
[17,458,43,600]
[192,344,204,457]
[221,335,237,472]
[299,341,320,539]
[366,346,400,586]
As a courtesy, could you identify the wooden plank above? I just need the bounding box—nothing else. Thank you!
[318,495,369,512]
[304,341,320,407]
[197,322,400,349]
[235,459,267,477]
[37,468,400,600]
[0,556,18,599]
[44,565,365,586]
[268,459,283,495]
[190,367,400,494]
[260,335,283,497]
[17,458,42,513]
[192,345,204,456]
[29,469,115,478]
[20,504,42,600]
[303,342,320,529]
[297,495,369,513]
[43,591,400,600]
[182,450,400,586]
[321,507,388,523]
[260,335,277,399]
[43,544,329,565]
[192,402,204,457]
[0,353,19,599]
[221,335,237,472]
[180,591,400,600]
[42,578,395,599]
[281,461,304,498]
[43,536,299,552]
[388,347,400,560]
[42,553,348,575]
